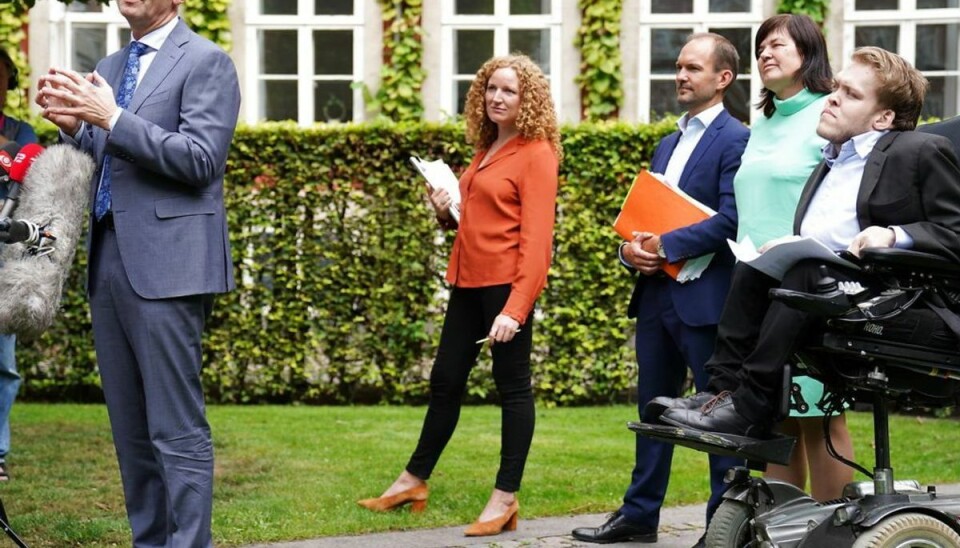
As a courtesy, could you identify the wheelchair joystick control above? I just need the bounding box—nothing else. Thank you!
[816,266,840,296]
[768,265,852,317]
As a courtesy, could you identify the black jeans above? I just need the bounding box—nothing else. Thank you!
[406,284,535,492]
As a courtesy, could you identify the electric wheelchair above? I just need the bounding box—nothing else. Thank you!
[632,247,960,547]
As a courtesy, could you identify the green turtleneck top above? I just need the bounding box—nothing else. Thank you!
[734,88,829,247]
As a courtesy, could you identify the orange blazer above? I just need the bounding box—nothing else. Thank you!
[445,137,559,324]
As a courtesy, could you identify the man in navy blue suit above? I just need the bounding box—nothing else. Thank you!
[573,33,749,546]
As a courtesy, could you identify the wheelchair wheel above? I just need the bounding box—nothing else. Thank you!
[852,512,960,547]
[706,500,753,548]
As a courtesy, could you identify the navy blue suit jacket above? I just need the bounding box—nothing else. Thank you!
[626,109,749,326]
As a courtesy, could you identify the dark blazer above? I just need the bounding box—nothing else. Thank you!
[626,109,749,326]
[793,130,960,261]
[919,116,960,159]
[77,20,240,299]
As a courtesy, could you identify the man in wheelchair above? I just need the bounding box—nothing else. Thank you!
[650,47,960,440]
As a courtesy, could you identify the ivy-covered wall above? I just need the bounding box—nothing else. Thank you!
[22,121,674,405]
[0,2,30,120]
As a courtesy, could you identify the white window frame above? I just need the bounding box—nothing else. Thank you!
[48,1,129,72]
[244,0,365,125]
[439,0,562,119]
[637,0,763,123]
[843,0,960,119]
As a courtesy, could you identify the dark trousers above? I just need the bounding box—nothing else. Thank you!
[621,277,743,528]
[90,222,214,548]
[705,261,858,427]
[406,284,535,492]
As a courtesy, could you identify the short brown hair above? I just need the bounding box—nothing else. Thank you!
[686,32,740,77]
[755,14,832,118]
[851,46,928,131]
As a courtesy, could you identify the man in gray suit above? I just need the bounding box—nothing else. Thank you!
[36,1,239,545]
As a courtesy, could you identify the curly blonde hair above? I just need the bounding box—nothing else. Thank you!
[463,54,563,160]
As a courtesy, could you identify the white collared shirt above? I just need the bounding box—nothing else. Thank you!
[799,129,910,250]
[662,101,726,188]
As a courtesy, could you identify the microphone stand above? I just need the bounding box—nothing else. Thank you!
[0,180,29,548]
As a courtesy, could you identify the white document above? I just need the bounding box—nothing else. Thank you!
[676,253,714,283]
[727,235,859,281]
[410,156,461,223]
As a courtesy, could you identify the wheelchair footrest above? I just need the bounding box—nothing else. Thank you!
[628,421,796,466]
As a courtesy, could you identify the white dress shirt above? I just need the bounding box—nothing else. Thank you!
[662,102,725,188]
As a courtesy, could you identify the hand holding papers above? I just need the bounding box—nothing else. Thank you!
[613,170,717,283]
[728,235,860,281]
[410,156,461,223]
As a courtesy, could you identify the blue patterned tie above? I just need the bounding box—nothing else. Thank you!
[95,41,149,221]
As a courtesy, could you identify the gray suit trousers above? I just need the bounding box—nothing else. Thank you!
[90,222,214,548]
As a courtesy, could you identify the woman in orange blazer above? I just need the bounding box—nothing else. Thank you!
[358,54,561,537]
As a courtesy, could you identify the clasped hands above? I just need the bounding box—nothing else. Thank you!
[622,231,663,276]
[35,68,119,135]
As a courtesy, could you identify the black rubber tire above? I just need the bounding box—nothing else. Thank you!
[706,500,754,548]
[852,512,960,547]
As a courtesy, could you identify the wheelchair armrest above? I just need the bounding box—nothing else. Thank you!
[860,247,960,278]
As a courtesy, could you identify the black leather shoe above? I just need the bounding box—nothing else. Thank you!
[571,511,657,544]
[660,392,769,438]
[642,392,715,423]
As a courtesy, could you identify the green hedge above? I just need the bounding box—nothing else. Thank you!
[20,120,675,405]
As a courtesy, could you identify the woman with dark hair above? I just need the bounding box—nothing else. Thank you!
[723,13,855,501]
[357,54,561,537]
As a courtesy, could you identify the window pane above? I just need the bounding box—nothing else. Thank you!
[315,81,353,122]
[72,26,106,73]
[315,0,353,15]
[723,79,751,123]
[651,29,690,74]
[650,80,681,120]
[918,0,959,7]
[455,29,494,75]
[314,30,353,75]
[917,24,959,71]
[510,0,550,15]
[710,27,752,74]
[456,79,472,115]
[709,0,751,12]
[855,26,899,52]
[854,0,897,9]
[262,0,296,15]
[262,80,298,121]
[68,0,102,12]
[509,29,550,74]
[653,0,692,13]
[119,28,131,45]
[260,30,298,75]
[456,0,494,15]
[923,76,959,119]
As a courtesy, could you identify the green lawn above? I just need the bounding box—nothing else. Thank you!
[3,404,959,546]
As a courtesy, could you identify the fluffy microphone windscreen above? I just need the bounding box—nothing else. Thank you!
[0,144,95,339]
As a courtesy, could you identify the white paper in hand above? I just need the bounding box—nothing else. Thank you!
[410,156,462,223]
[727,235,859,281]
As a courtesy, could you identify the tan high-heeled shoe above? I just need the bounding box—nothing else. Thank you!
[357,483,429,513]
[464,499,519,536]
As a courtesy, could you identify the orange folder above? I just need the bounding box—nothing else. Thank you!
[613,170,716,280]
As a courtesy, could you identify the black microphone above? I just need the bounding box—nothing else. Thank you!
[0,218,44,245]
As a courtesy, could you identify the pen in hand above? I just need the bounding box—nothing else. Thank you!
[476,329,521,345]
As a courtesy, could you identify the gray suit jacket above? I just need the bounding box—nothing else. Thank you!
[793,130,960,261]
[78,20,240,299]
